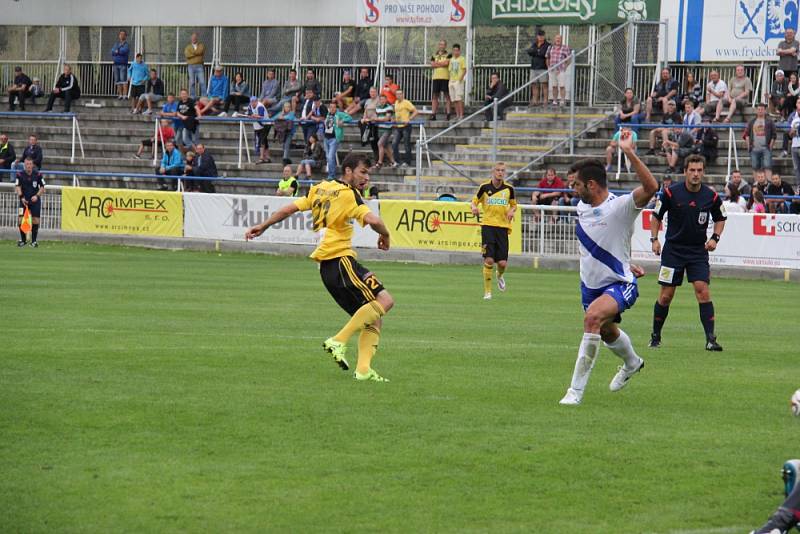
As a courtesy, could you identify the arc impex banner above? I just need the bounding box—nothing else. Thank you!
[632,211,800,270]
[662,0,800,61]
[379,200,522,253]
[62,187,183,237]
[183,192,379,248]
[473,0,660,25]
[357,0,469,27]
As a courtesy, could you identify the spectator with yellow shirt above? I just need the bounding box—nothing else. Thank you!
[391,90,418,168]
[430,40,451,121]
[448,44,467,120]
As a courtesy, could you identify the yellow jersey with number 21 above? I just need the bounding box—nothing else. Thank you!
[293,180,372,262]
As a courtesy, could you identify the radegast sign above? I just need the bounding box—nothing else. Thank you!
[473,0,660,25]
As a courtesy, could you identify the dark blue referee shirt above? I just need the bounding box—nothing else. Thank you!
[652,182,726,252]
[15,170,45,200]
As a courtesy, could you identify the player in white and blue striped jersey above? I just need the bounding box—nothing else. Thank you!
[559,129,659,406]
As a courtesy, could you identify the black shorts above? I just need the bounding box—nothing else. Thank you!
[131,84,145,99]
[432,79,449,95]
[255,127,269,149]
[657,245,710,286]
[320,256,385,316]
[481,225,509,262]
[19,199,41,218]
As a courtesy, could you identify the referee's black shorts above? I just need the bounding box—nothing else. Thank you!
[19,199,41,218]
[320,256,385,315]
[481,225,509,262]
[657,244,710,286]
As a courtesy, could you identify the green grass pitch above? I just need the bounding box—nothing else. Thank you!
[0,242,796,533]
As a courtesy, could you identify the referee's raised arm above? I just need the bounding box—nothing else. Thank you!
[618,128,658,208]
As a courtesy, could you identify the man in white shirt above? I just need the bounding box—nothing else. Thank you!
[703,70,730,122]
[559,129,659,406]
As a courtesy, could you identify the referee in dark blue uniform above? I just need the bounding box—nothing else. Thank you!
[15,157,45,247]
[649,154,726,351]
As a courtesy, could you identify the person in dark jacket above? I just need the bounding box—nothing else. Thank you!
[0,134,16,176]
[193,143,217,193]
[111,30,130,99]
[484,72,509,121]
[18,135,43,171]
[45,64,79,112]
[8,66,32,111]
[526,30,550,106]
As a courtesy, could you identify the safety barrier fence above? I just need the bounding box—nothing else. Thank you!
[0,111,85,162]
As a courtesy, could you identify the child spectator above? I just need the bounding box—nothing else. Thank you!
[297,133,324,178]
[134,119,174,159]
[748,189,766,213]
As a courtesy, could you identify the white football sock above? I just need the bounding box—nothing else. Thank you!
[569,333,601,392]
[604,329,640,369]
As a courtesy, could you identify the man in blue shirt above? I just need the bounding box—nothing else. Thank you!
[205,66,229,115]
[111,30,130,100]
[127,53,149,113]
[157,140,184,191]
[14,158,45,247]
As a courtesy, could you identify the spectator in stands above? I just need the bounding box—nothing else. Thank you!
[748,189,766,213]
[0,134,15,174]
[299,89,321,142]
[723,184,747,213]
[157,140,183,190]
[765,173,795,212]
[679,72,703,108]
[246,96,270,164]
[526,30,550,107]
[662,126,696,173]
[645,68,679,121]
[259,69,279,110]
[134,69,164,115]
[297,133,324,178]
[276,165,299,197]
[703,70,730,122]
[448,44,467,121]
[614,87,641,133]
[725,64,752,122]
[193,143,217,193]
[175,88,200,150]
[644,100,681,155]
[546,34,571,106]
[359,86,380,159]
[682,99,702,137]
[484,72,509,121]
[559,172,579,207]
[725,169,752,198]
[767,70,789,117]
[19,134,43,170]
[134,119,174,159]
[753,169,770,193]
[182,150,196,189]
[334,70,356,111]
[322,100,352,178]
[373,93,395,170]
[785,73,800,119]
[304,69,321,100]
[199,66,229,116]
[605,128,638,172]
[185,33,206,99]
[392,89,418,168]
[430,40,452,121]
[160,93,180,141]
[646,175,673,209]
[222,72,250,115]
[44,64,79,113]
[531,168,565,205]
[128,54,149,113]
[698,126,719,163]
[111,30,130,100]
[29,77,44,103]
[778,29,799,79]
[273,69,301,114]
[274,101,297,164]
[743,102,776,182]
[381,74,399,105]
[8,66,32,111]
[345,67,373,115]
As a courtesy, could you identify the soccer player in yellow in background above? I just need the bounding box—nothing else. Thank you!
[245,153,394,382]
[470,162,517,300]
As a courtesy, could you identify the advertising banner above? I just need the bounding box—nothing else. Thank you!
[183,193,379,248]
[356,0,468,27]
[473,0,659,26]
[632,211,800,270]
[379,200,522,253]
[661,0,799,61]
[61,187,183,237]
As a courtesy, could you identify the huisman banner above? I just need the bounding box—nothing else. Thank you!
[472,0,659,25]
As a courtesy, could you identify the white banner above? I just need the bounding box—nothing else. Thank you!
[632,211,800,270]
[661,0,799,62]
[183,193,379,249]
[356,0,468,27]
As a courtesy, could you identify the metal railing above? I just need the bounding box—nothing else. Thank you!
[0,111,85,162]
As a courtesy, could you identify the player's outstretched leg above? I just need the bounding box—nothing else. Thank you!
[560,333,601,405]
[324,301,386,371]
[483,260,494,300]
[605,328,645,391]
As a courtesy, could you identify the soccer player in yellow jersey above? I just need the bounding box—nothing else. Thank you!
[245,153,394,382]
[470,162,517,300]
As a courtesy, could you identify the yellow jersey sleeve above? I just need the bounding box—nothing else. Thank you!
[472,183,488,206]
[293,188,313,211]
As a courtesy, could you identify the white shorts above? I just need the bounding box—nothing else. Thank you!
[549,70,569,89]
[448,80,465,102]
